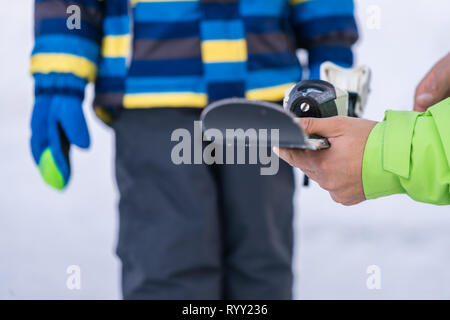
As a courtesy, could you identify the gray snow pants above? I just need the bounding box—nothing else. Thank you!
[113,108,295,300]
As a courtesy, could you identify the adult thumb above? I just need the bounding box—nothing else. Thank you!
[414,53,450,112]
[298,117,345,137]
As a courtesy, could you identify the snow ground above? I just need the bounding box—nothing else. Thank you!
[0,0,449,299]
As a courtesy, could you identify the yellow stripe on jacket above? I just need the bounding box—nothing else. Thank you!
[289,0,310,5]
[30,53,97,82]
[101,35,131,58]
[246,83,296,101]
[124,92,207,108]
[201,39,247,63]
[131,0,199,7]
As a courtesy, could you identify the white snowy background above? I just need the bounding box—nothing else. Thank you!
[1,0,449,299]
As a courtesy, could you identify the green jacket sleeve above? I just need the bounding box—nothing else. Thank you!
[362,97,450,205]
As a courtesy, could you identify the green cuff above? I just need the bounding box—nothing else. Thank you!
[362,121,405,199]
[428,98,450,168]
[382,110,420,178]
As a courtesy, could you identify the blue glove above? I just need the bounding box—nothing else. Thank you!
[30,93,90,190]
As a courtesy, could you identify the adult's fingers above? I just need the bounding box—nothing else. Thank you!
[414,52,450,112]
[274,147,317,171]
[298,117,346,137]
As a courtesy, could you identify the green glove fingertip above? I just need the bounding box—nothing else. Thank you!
[38,148,66,190]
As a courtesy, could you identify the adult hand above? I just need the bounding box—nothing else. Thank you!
[274,117,377,206]
[414,52,450,112]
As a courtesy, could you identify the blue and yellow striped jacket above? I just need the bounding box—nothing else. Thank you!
[31,0,358,122]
